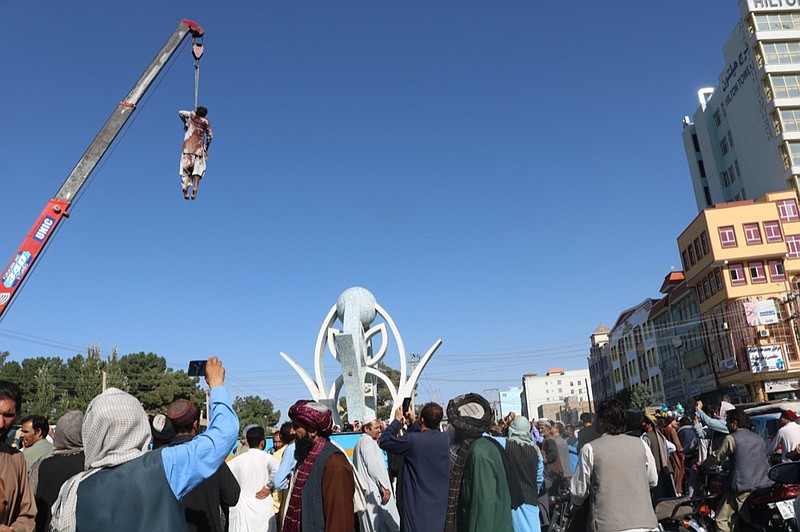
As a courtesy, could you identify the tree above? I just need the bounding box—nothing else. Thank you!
[116,352,203,414]
[630,384,653,412]
[27,364,58,420]
[232,395,280,432]
[615,388,632,409]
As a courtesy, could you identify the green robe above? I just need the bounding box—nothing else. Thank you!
[458,438,513,532]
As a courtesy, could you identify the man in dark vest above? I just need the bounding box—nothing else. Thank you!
[701,408,772,532]
[50,356,239,532]
[165,398,240,532]
[282,400,354,532]
[571,399,659,532]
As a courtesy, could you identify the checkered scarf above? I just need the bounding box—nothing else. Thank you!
[282,436,327,532]
[51,388,152,532]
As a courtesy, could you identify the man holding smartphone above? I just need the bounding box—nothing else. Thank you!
[379,402,450,532]
[51,356,239,532]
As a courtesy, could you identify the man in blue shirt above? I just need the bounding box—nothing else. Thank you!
[51,356,239,532]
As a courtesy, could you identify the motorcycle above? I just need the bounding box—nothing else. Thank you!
[547,488,572,532]
[701,462,800,531]
[653,494,716,532]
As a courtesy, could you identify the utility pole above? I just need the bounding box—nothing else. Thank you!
[409,353,419,407]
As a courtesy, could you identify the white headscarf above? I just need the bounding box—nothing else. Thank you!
[51,388,152,532]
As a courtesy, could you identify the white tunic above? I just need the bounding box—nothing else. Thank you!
[227,448,280,532]
[352,433,400,532]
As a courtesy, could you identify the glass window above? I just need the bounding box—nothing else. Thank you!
[694,238,703,259]
[755,12,800,31]
[786,142,800,168]
[715,268,723,289]
[701,231,710,253]
[713,109,722,127]
[749,261,767,283]
[771,75,800,99]
[688,245,696,266]
[727,130,735,148]
[682,250,690,271]
[703,279,711,299]
[729,263,746,286]
[763,42,800,65]
[744,223,763,244]
[720,137,730,156]
[769,260,786,281]
[765,220,783,242]
[787,235,800,258]
[697,283,705,302]
[710,271,718,293]
[780,109,800,132]
[778,198,800,222]
[719,226,737,248]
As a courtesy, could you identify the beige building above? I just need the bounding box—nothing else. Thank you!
[677,190,800,400]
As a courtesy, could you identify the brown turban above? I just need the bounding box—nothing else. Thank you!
[289,400,333,434]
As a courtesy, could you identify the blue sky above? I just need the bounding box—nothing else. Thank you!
[0,1,740,418]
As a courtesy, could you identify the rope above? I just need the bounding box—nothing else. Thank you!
[194,59,200,110]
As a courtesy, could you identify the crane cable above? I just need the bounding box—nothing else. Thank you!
[192,36,204,109]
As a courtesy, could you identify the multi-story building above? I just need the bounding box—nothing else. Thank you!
[521,368,592,421]
[651,272,718,405]
[588,325,614,402]
[609,299,666,402]
[677,190,800,401]
[683,0,800,212]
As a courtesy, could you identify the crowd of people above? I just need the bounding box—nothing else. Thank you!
[1,364,796,532]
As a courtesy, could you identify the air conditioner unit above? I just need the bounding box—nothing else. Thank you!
[759,329,770,338]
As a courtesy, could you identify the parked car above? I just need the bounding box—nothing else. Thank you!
[743,401,800,450]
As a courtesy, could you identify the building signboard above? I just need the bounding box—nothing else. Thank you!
[748,344,786,373]
[718,357,738,372]
[764,378,800,393]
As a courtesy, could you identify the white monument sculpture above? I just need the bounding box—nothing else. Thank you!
[280,287,441,426]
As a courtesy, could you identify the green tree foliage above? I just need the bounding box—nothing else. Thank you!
[232,395,280,432]
[630,384,654,412]
[615,388,632,409]
[116,352,204,414]
[0,347,205,420]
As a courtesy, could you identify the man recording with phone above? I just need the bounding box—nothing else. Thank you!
[379,401,450,532]
[51,357,239,532]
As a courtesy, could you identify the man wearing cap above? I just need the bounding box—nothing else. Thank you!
[445,393,518,532]
[283,400,354,532]
[165,399,241,532]
[50,356,239,532]
[227,426,279,532]
[353,412,400,532]
[770,409,800,462]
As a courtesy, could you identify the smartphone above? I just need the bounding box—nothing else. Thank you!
[402,397,412,414]
[188,360,207,377]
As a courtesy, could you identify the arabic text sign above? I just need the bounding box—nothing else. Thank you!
[748,344,786,373]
